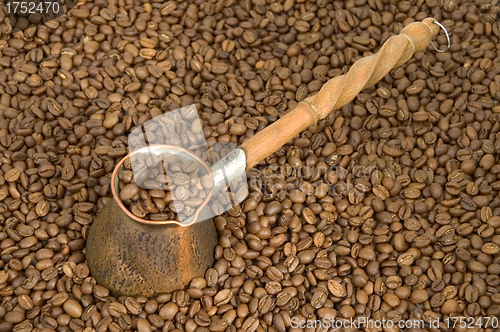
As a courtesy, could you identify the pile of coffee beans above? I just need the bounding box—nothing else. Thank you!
[118,153,213,221]
[1,0,500,331]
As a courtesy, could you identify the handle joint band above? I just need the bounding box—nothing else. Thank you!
[299,100,321,123]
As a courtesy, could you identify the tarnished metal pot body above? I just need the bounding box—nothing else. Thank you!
[85,145,218,297]
[86,199,217,297]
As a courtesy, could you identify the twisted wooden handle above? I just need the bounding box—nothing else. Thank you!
[241,18,440,168]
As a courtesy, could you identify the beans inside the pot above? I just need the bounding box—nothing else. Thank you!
[118,154,212,221]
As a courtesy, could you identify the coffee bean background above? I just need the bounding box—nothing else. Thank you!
[1,0,500,332]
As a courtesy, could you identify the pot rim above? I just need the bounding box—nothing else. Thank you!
[111,144,214,227]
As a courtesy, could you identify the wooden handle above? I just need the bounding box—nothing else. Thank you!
[241,18,440,169]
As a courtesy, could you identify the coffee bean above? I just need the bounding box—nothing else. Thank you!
[120,184,140,201]
[63,299,83,318]
[109,302,127,317]
[137,318,152,332]
[161,299,180,318]
[214,289,232,306]
[4,168,21,182]
[18,295,34,311]
[410,290,429,304]
[4,311,24,323]
[125,297,143,315]
[327,279,346,297]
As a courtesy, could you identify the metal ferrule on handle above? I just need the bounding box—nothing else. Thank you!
[211,148,246,193]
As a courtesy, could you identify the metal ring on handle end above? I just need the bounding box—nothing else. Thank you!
[430,20,451,53]
[400,18,440,53]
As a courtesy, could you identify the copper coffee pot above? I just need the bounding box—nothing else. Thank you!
[86,19,444,297]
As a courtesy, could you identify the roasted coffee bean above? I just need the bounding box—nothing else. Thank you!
[63,299,83,318]
[327,279,346,297]
[125,297,143,315]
